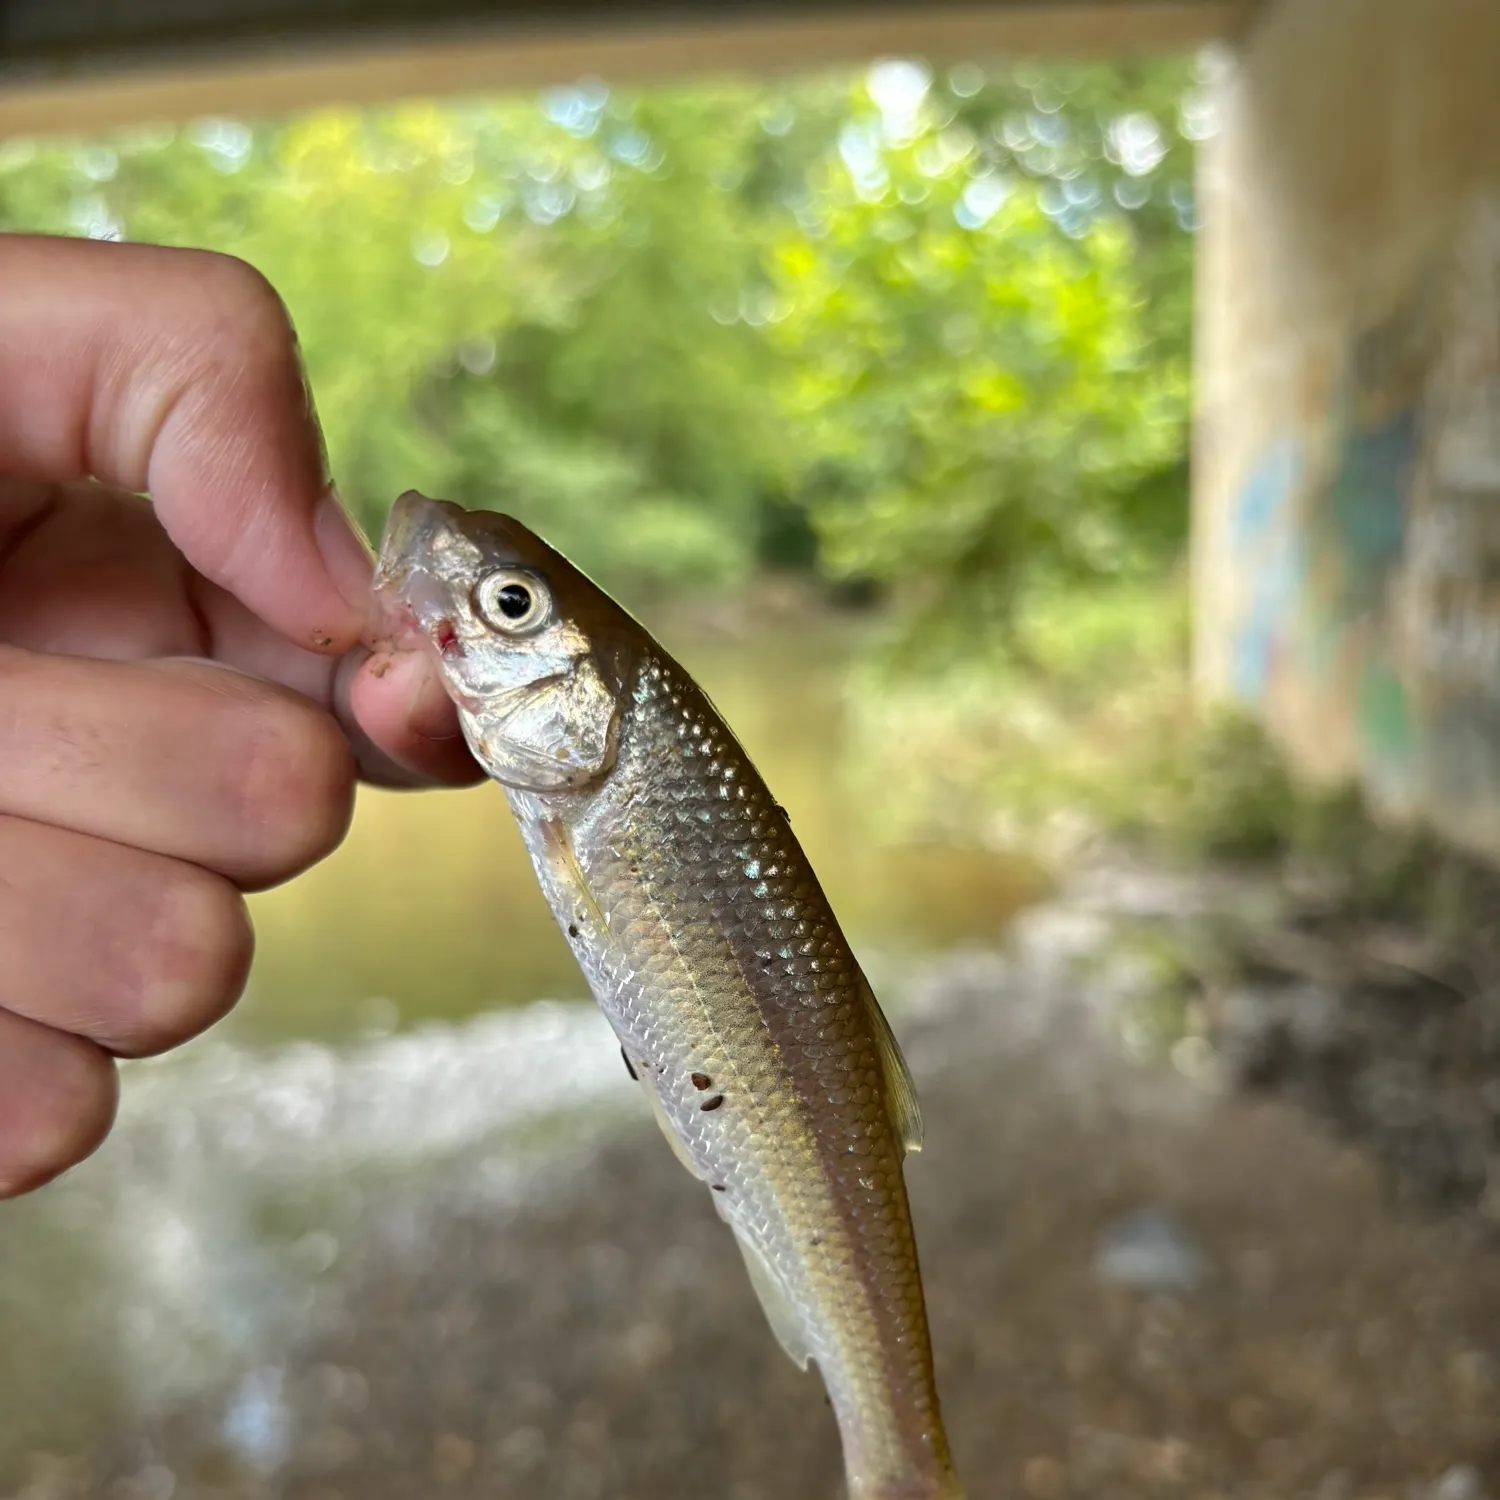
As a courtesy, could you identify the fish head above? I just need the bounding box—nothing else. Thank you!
[371,491,635,793]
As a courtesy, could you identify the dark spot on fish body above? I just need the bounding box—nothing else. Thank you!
[691,1072,713,1091]
[622,1048,638,1082]
[567,923,580,938]
[701,1094,725,1112]
[711,1183,727,1193]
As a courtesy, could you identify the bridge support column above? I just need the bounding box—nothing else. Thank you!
[1194,0,1500,855]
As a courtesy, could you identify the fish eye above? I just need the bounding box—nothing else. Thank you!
[473,568,552,633]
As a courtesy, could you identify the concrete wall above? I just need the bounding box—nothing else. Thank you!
[1194,0,1500,855]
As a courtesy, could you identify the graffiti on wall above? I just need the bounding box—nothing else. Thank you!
[1220,191,1500,845]
[1227,436,1303,702]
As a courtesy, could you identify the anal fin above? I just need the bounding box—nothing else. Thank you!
[731,1228,813,1371]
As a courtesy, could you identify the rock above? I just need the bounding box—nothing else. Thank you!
[1091,1207,1209,1294]
[1430,1465,1485,1500]
[219,1367,291,1476]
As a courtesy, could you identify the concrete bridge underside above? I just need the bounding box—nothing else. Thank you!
[0,2,1251,137]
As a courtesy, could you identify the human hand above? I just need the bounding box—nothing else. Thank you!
[0,234,481,1198]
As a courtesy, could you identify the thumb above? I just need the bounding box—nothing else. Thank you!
[0,234,371,653]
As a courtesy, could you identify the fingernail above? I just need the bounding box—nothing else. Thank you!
[314,489,375,617]
[405,657,462,742]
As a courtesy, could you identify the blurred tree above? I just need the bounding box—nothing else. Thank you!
[768,56,1193,655]
[0,51,1200,643]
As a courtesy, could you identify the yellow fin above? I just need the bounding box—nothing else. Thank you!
[731,1228,813,1371]
[862,978,924,1156]
[539,817,609,934]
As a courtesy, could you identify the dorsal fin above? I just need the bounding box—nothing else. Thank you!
[861,978,924,1156]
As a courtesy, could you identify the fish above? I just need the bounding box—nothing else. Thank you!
[371,491,964,1500]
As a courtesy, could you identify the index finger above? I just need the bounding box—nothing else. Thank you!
[0,233,372,653]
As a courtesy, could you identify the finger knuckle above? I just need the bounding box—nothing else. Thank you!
[182,250,297,359]
[237,694,356,880]
[123,871,254,1057]
[0,1038,117,1199]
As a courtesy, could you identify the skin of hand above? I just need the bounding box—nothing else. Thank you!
[0,233,483,1199]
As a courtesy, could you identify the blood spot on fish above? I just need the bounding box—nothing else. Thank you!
[621,1048,638,1082]
[701,1094,725,1112]
[434,617,462,656]
[691,1072,713,1090]
[567,923,580,938]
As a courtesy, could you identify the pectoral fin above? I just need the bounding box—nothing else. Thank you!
[539,817,609,934]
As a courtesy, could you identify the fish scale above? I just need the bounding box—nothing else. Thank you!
[372,492,965,1500]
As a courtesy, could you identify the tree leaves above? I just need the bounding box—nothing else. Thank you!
[0,55,1199,648]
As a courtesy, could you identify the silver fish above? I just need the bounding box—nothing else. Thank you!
[372,492,964,1500]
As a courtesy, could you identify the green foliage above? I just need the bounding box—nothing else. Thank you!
[838,574,1195,849]
[0,53,1200,634]
[772,184,1186,640]
[771,58,1194,649]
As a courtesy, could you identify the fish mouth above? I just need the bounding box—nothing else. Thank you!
[366,492,463,652]
[365,491,554,675]
[371,491,457,594]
